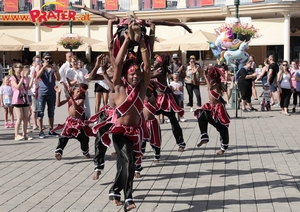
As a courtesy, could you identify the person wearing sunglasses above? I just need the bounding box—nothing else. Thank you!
[277,61,293,116]
[35,52,60,138]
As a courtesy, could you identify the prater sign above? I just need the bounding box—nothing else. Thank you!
[29,2,91,28]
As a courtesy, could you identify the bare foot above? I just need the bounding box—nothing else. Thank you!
[111,152,117,157]
[134,172,141,178]
[92,171,101,180]
[84,153,91,159]
[55,153,62,161]
[217,149,225,155]
[197,140,209,147]
[178,147,185,152]
[125,203,136,211]
[153,159,159,164]
[112,199,122,206]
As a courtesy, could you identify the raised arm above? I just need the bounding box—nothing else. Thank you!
[146,20,155,55]
[113,31,130,87]
[54,86,68,107]
[140,39,150,87]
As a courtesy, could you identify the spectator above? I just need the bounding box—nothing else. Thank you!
[238,60,258,112]
[29,55,41,130]
[66,55,91,119]
[169,53,185,83]
[93,56,110,114]
[184,55,202,112]
[255,57,269,88]
[277,60,293,116]
[249,55,258,100]
[10,63,32,140]
[0,75,14,128]
[267,54,280,106]
[36,52,60,138]
[294,64,300,112]
[290,61,299,112]
[169,73,185,122]
[59,52,72,96]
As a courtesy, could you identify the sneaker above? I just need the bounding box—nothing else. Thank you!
[49,131,60,137]
[24,135,33,140]
[190,108,194,112]
[9,123,15,128]
[250,107,258,111]
[15,135,24,141]
[5,122,9,128]
[39,131,46,139]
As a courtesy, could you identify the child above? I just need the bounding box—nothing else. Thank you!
[52,83,95,160]
[169,73,185,122]
[260,83,272,111]
[0,76,14,128]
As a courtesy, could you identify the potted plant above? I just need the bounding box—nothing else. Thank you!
[231,23,261,41]
[214,23,260,41]
[58,36,84,50]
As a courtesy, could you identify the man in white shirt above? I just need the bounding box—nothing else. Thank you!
[59,52,73,97]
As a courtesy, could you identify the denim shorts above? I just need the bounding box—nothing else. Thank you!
[269,84,277,92]
[37,95,56,118]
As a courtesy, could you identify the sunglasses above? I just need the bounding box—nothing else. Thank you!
[15,66,23,68]
[72,61,78,64]
[282,64,288,66]
[44,57,52,60]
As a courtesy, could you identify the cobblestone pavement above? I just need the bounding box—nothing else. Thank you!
[1,85,300,212]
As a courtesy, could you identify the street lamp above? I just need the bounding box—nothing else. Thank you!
[234,0,240,118]
[68,2,73,52]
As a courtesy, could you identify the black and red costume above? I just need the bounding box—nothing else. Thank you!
[86,104,115,173]
[108,79,146,204]
[151,63,186,149]
[142,100,161,161]
[53,99,95,157]
[194,89,230,151]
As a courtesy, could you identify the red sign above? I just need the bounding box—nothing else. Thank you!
[144,0,151,9]
[153,0,166,9]
[189,0,195,7]
[56,0,69,10]
[252,0,264,2]
[105,0,118,11]
[4,0,19,12]
[200,0,214,6]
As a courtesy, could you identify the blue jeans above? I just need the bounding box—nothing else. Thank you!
[37,95,56,118]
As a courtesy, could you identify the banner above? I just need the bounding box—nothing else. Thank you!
[189,0,195,7]
[55,0,69,10]
[200,0,214,6]
[4,0,19,12]
[153,0,166,9]
[106,0,119,10]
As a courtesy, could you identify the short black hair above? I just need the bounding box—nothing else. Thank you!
[42,52,51,58]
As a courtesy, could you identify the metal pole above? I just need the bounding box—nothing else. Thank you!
[68,2,73,52]
[234,0,240,118]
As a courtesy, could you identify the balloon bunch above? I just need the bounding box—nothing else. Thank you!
[208,26,250,69]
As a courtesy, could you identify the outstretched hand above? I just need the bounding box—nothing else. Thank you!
[95,54,108,69]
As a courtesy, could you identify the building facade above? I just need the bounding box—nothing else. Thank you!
[0,0,300,65]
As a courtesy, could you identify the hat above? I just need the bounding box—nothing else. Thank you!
[190,55,196,60]
[172,53,179,59]
[264,83,269,87]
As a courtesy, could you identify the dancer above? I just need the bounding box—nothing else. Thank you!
[142,82,161,164]
[107,29,150,211]
[151,53,186,152]
[194,66,230,155]
[52,83,94,160]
